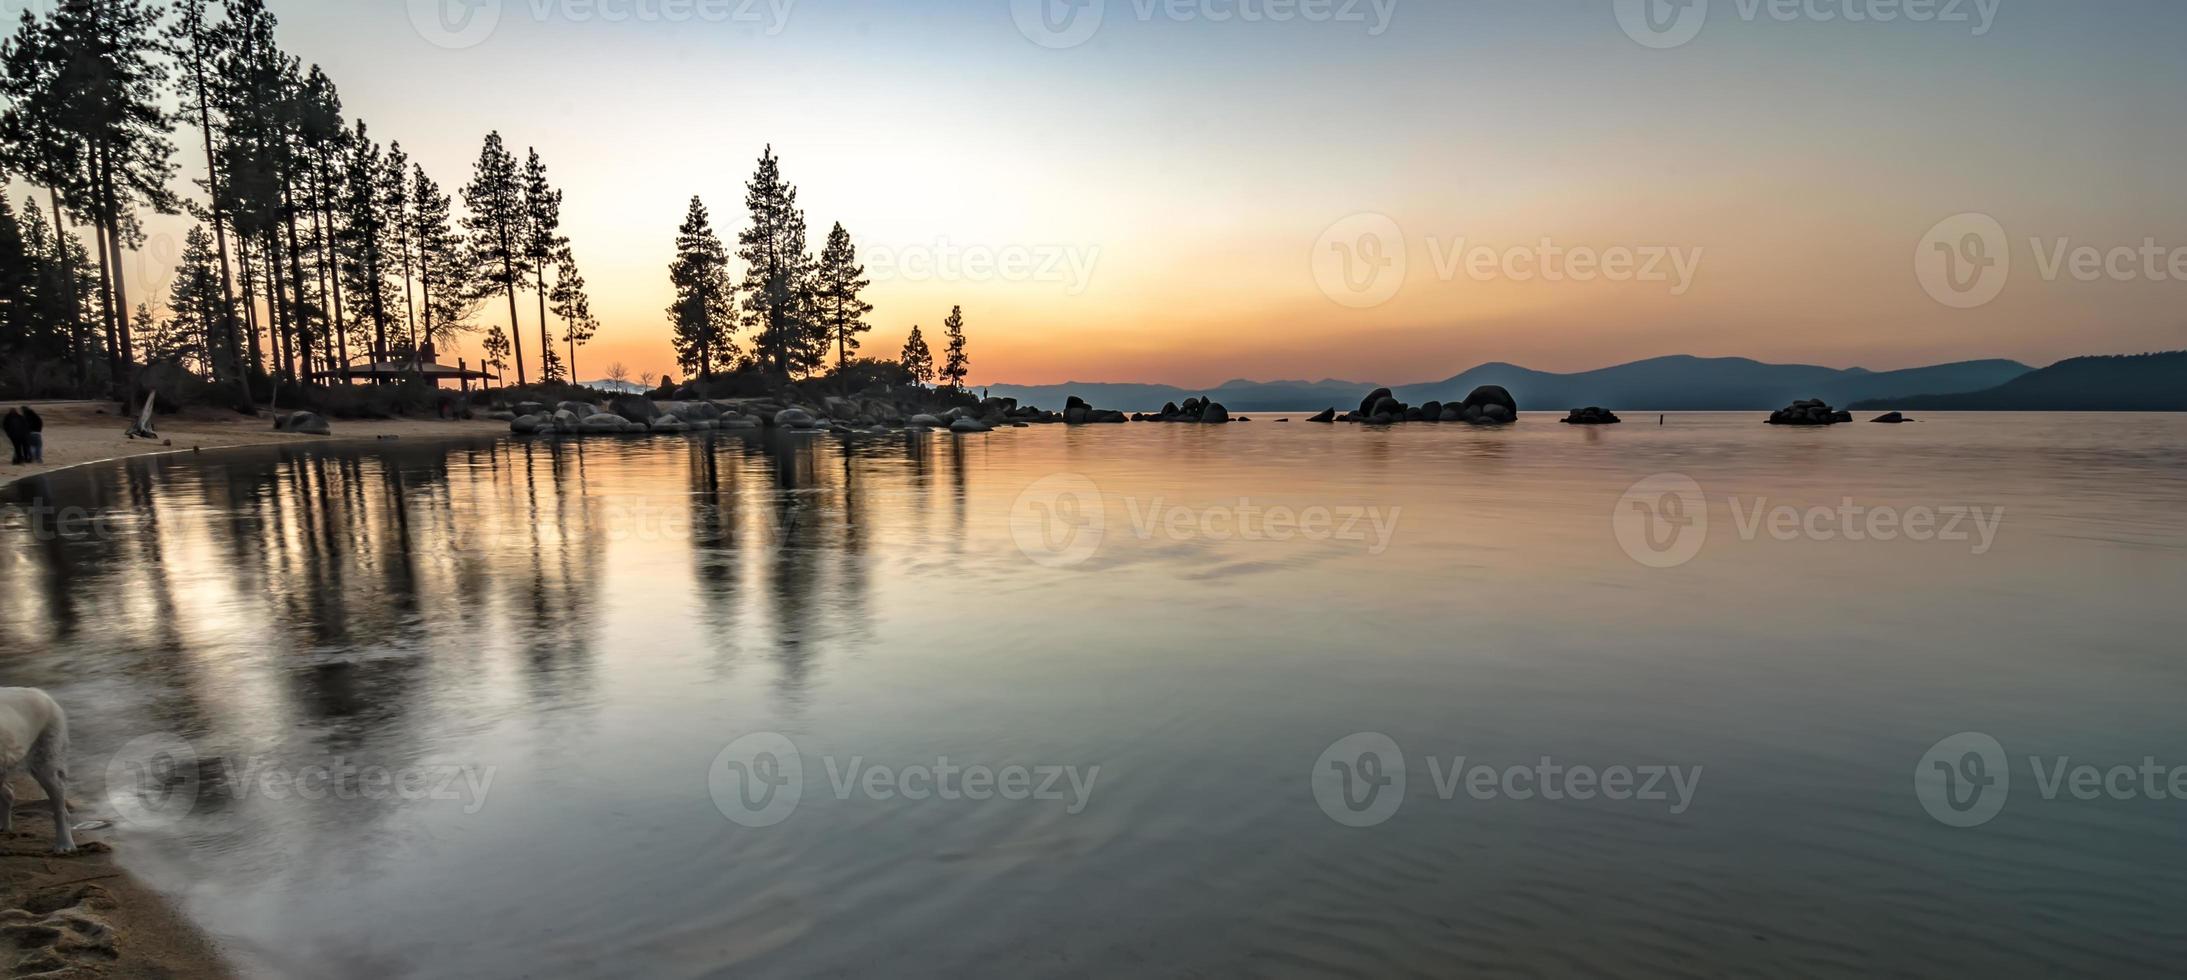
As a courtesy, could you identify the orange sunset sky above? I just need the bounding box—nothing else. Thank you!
[17,0,2184,387]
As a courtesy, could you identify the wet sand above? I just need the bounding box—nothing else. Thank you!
[0,401,504,490]
[3,790,230,979]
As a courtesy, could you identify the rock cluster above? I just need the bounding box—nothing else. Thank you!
[1062,395,1128,424]
[1767,398,1854,426]
[1328,385,1519,425]
[500,389,1085,438]
[1560,407,1622,425]
[1134,397,1233,423]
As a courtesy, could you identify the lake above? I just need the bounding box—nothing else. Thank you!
[3,414,2185,977]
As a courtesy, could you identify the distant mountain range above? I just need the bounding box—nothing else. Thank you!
[985,355,2036,413]
[580,379,652,395]
[1848,351,2187,411]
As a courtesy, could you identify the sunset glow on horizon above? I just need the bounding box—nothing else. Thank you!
[17,0,2185,387]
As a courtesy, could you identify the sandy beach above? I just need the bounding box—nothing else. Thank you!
[3,785,230,979]
[0,401,506,491]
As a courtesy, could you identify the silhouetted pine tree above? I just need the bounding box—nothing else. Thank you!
[462,132,531,384]
[737,145,809,376]
[900,324,933,387]
[811,221,871,372]
[941,305,968,390]
[667,195,735,379]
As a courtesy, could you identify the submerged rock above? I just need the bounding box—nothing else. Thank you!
[1561,407,1623,425]
[1871,411,1912,424]
[1308,407,1336,423]
[949,416,992,433]
[1768,398,1854,426]
[1199,402,1230,424]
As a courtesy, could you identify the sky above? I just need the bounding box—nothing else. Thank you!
[11,0,2187,386]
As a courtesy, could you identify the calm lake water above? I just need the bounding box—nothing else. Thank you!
[3,414,2185,977]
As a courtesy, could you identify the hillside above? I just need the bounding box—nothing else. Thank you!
[985,356,2031,413]
[1848,352,2187,411]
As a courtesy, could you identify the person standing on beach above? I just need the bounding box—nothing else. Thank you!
[22,406,42,463]
[2,408,23,465]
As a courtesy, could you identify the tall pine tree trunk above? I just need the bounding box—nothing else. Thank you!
[47,191,87,387]
[534,263,552,382]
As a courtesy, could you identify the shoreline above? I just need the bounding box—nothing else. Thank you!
[2,799,232,979]
[0,401,506,492]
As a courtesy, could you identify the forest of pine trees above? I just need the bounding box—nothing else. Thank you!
[663,146,961,392]
[0,0,599,403]
[0,0,969,405]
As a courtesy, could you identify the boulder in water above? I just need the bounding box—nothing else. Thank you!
[1357,387,1393,416]
[1871,411,1911,424]
[1200,402,1230,424]
[949,416,992,433]
[1308,407,1336,423]
[1561,407,1622,425]
[610,395,662,424]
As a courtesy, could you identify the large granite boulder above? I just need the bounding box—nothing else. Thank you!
[556,401,598,420]
[650,414,690,433]
[908,413,942,428]
[277,411,331,435]
[1308,407,1336,423]
[1199,402,1230,424]
[949,416,992,433]
[1871,411,1911,424]
[510,414,545,434]
[610,395,662,424]
[552,409,579,433]
[1561,407,1622,425]
[580,413,630,433]
[1768,399,1853,426]
[773,408,820,430]
[1357,388,1393,416]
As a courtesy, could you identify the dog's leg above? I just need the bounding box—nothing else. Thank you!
[29,763,73,854]
[0,774,14,833]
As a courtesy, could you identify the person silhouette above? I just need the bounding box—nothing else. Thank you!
[2,408,23,465]
[22,406,42,462]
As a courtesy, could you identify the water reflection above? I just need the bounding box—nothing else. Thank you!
[3,417,2186,977]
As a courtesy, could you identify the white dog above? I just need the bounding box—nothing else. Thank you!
[0,688,75,854]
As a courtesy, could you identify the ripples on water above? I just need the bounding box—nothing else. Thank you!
[2,415,2185,977]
